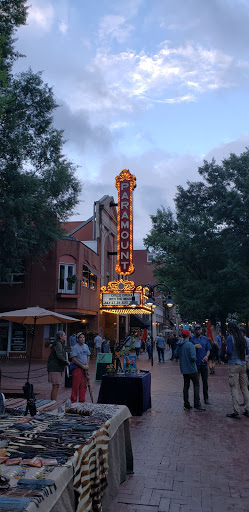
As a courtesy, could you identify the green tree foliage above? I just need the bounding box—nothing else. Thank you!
[144,150,249,328]
[0,1,81,280]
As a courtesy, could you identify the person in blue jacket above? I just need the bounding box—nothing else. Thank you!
[191,324,211,405]
[175,330,205,412]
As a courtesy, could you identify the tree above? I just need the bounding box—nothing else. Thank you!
[144,150,249,332]
[0,1,81,280]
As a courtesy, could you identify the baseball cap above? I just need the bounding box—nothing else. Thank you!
[181,329,191,337]
[195,324,201,329]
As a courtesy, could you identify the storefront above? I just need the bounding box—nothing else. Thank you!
[0,320,27,357]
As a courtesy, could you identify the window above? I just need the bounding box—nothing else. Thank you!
[58,263,76,293]
[147,252,156,263]
[0,272,24,284]
[82,264,89,288]
[82,264,97,290]
[90,273,97,290]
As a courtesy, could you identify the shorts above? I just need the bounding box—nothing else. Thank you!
[48,372,64,385]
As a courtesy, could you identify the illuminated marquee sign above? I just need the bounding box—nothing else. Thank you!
[115,169,136,275]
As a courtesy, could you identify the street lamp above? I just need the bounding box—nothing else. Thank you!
[145,283,174,366]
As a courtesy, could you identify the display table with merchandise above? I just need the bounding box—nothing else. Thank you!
[0,402,133,512]
[97,372,152,416]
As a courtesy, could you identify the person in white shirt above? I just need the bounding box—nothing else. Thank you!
[94,334,103,355]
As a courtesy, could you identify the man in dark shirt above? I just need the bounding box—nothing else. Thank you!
[191,324,211,405]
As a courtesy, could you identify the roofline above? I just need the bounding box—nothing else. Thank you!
[65,216,93,236]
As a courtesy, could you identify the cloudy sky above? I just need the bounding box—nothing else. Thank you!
[15,0,249,248]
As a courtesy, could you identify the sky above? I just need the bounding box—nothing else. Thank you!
[14,0,249,248]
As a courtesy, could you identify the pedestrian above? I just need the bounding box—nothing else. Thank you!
[133,334,141,358]
[69,331,77,348]
[191,324,211,405]
[102,337,110,353]
[174,330,205,412]
[169,333,178,361]
[215,330,222,363]
[156,332,165,362]
[47,331,69,401]
[239,326,249,388]
[94,333,103,355]
[146,335,152,359]
[70,332,91,403]
[208,338,219,374]
[225,322,249,418]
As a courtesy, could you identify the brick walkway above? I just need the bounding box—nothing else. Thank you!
[1,350,249,512]
[107,350,249,512]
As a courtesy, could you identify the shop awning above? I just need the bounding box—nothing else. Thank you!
[130,315,150,329]
[84,263,102,278]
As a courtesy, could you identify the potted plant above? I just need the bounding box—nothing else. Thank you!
[106,364,116,376]
[66,274,77,287]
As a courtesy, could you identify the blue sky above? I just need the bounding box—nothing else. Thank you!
[14,0,249,248]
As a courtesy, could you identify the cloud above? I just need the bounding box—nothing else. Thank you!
[27,3,54,31]
[59,21,68,34]
[70,134,249,249]
[98,15,134,43]
[53,100,114,154]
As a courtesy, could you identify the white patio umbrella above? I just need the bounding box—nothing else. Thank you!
[0,306,79,415]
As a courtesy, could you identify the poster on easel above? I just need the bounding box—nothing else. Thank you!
[95,353,113,381]
[123,355,136,371]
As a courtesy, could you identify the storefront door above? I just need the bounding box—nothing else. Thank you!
[0,322,10,354]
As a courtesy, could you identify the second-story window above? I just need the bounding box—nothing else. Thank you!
[90,273,97,290]
[82,264,89,288]
[58,263,76,293]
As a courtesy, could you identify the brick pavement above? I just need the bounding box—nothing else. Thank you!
[1,350,249,512]
[107,350,249,512]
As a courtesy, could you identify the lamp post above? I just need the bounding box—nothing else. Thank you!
[145,283,175,366]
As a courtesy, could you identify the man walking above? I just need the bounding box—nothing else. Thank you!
[94,333,103,355]
[175,330,205,411]
[191,324,211,405]
[156,332,165,362]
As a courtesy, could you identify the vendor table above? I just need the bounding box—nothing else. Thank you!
[0,404,133,512]
[97,372,151,416]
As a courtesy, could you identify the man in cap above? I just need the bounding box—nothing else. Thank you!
[191,324,211,405]
[175,330,205,411]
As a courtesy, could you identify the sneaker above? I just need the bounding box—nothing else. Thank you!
[204,399,211,405]
[242,411,249,417]
[184,405,193,410]
[226,412,241,419]
[195,406,206,411]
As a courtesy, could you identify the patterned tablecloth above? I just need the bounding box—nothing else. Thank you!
[0,404,132,512]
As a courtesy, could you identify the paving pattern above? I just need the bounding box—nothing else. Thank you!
[107,351,249,512]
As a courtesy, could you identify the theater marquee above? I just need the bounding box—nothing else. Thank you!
[100,280,152,315]
[115,169,136,276]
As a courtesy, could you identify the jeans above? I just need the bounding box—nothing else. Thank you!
[135,347,140,357]
[183,372,201,408]
[197,364,209,400]
[157,347,164,361]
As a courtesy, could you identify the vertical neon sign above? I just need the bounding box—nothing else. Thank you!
[115,169,136,275]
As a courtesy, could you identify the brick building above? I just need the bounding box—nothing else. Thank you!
[0,195,118,359]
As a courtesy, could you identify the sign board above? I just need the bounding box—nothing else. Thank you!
[95,353,112,381]
[10,326,27,352]
[115,169,136,275]
[102,292,141,307]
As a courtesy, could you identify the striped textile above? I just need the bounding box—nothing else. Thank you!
[73,423,110,512]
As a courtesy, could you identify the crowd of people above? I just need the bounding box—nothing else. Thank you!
[46,321,249,419]
[174,322,249,418]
